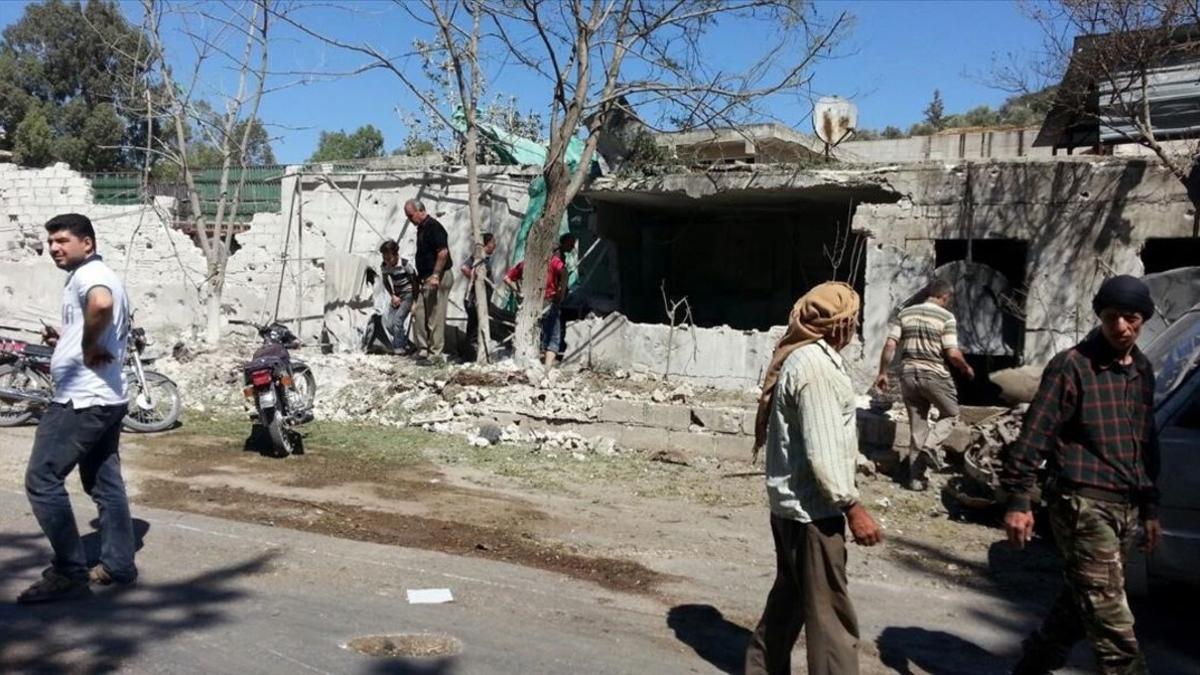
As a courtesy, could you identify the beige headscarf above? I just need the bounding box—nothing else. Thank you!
[753,281,860,461]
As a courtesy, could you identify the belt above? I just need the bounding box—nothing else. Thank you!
[1061,483,1135,505]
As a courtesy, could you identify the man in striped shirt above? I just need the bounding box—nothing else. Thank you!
[746,282,883,675]
[874,279,974,491]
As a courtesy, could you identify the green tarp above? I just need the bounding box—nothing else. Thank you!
[451,109,593,311]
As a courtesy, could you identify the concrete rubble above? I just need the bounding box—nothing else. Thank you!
[150,342,758,463]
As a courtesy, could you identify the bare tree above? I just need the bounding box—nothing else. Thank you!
[139,0,273,344]
[281,1,848,365]
[1009,0,1200,233]
[486,1,851,364]
[276,1,495,362]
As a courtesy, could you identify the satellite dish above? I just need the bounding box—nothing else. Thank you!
[813,96,858,148]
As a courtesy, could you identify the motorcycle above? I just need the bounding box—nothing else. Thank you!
[0,326,182,433]
[237,321,315,456]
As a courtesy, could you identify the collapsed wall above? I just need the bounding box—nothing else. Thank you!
[0,162,536,349]
[223,165,535,347]
[0,163,206,339]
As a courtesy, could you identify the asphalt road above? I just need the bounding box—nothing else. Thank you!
[1,431,1197,673]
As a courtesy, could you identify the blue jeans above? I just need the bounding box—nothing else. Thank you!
[540,303,563,354]
[386,296,413,351]
[26,402,137,582]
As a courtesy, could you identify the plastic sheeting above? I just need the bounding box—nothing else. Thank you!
[450,109,593,311]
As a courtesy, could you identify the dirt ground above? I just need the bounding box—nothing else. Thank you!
[0,413,1078,673]
[108,415,1059,609]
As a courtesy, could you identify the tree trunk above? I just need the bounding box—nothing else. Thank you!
[513,161,570,365]
[463,117,491,363]
[204,257,225,344]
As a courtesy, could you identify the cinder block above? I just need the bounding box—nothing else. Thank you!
[597,399,646,426]
[689,406,744,435]
[645,402,693,431]
[741,411,757,436]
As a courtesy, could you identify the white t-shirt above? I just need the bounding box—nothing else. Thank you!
[50,256,130,407]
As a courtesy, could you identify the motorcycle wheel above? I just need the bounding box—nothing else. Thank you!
[0,365,39,427]
[261,406,293,457]
[123,371,182,433]
[292,364,317,410]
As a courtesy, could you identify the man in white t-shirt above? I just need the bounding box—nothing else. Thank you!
[18,213,138,604]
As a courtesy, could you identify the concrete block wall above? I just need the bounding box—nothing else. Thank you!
[840,128,1054,164]
[0,163,207,339]
[855,159,1194,366]
[563,312,785,391]
[222,166,535,337]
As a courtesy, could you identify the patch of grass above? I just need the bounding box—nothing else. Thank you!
[166,410,469,468]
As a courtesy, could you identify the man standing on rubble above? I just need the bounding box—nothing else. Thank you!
[19,213,137,603]
[406,199,452,364]
[746,282,883,675]
[874,279,975,491]
[461,232,497,361]
[1002,275,1161,675]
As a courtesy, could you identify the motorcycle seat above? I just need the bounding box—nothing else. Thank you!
[245,344,290,374]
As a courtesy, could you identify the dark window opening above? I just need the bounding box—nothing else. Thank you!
[600,199,867,332]
[1141,238,1200,274]
[934,238,1029,405]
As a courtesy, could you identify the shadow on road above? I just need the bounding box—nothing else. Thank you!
[666,603,752,674]
[364,657,457,674]
[877,626,1008,675]
[0,530,279,674]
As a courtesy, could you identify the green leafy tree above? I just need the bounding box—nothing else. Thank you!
[12,104,53,166]
[308,125,385,162]
[881,125,904,139]
[923,89,946,131]
[394,135,437,156]
[0,0,156,170]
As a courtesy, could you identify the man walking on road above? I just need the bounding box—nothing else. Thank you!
[874,279,974,491]
[19,213,137,603]
[406,199,453,364]
[1002,275,1161,675]
[746,282,883,675]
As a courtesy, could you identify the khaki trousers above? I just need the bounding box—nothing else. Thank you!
[745,515,860,675]
[412,269,452,357]
[899,370,959,481]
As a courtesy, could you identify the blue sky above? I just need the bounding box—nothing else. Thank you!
[1,0,1055,163]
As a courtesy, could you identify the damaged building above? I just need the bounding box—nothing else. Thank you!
[567,158,1197,396]
[1,144,1197,397]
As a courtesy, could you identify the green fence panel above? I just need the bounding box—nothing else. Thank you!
[87,166,284,220]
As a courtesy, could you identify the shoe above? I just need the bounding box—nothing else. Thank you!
[17,568,88,604]
[88,565,135,587]
[904,478,929,492]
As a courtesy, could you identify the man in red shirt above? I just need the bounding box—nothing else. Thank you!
[504,233,576,366]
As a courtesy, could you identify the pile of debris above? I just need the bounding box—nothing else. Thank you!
[152,343,737,460]
[948,405,1030,510]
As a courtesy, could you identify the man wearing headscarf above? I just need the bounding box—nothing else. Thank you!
[745,282,883,675]
[1002,275,1161,675]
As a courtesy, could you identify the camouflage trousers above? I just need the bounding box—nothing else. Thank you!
[1016,493,1146,674]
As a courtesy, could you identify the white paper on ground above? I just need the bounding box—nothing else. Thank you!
[406,588,454,604]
